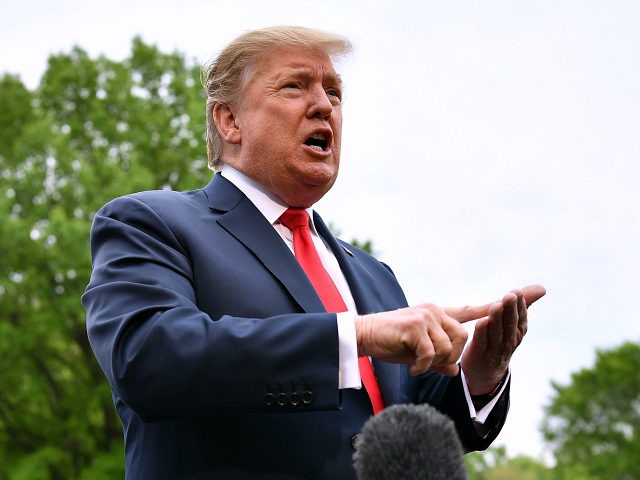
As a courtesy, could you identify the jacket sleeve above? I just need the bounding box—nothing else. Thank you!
[82,194,340,422]
[411,369,510,451]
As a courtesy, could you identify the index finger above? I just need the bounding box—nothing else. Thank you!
[519,284,547,307]
[444,303,493,323]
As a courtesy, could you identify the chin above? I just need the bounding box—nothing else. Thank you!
[303,161,338,184]
[282,178,335,208]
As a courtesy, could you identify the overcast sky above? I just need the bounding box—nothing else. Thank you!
[2,0,639,461]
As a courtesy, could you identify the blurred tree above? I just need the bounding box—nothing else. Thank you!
[542,341,640,480]
[465,446,554,480]
[0,38,207,479]
[465,445,507,479]
[484,455,551,480]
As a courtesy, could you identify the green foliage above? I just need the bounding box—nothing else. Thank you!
[465,446,554,480]
[351,238,374,255]
[466,342,640,480]
[465,445,507,479]
[486,455,552,480]
[0,37,207,479]
[542,341,640,480]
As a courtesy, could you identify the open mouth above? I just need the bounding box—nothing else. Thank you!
[304,132,329,152]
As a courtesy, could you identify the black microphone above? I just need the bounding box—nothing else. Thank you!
[353,404,469,480]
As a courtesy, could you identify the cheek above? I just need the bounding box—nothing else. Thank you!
[332,116,343,145]
[332,132,342,158]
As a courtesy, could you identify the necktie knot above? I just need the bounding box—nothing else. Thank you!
[280,208,310,230]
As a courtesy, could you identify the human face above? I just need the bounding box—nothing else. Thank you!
[229,45,343,207]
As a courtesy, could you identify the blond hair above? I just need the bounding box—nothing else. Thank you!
[203,26,352,170]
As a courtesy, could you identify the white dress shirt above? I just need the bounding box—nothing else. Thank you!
[220,164,507,424]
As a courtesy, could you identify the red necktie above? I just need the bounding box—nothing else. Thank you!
[279,208,384,414]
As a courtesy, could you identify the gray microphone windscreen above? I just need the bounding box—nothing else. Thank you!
[354,404,468,480]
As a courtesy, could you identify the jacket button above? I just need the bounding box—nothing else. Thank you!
[350,434,360,451]
[264,393,276,407]
[289,392,301,406]
[276,393,289,406]
[301,391,314,405]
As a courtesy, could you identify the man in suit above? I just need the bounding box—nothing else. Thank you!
[83,26,545,479]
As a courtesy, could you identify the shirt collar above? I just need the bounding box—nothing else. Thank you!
[220,164,318,233]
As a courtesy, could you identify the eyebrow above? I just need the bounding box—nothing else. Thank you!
[275,66,343,87]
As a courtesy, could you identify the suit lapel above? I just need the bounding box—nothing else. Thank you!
[313,212,384,315]
[204,174,326,314]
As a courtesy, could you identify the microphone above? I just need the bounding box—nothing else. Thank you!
[353,404,469,480]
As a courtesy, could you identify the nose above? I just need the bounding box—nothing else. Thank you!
[306,84,333,120]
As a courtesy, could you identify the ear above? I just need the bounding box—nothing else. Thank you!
[213,103,242,145]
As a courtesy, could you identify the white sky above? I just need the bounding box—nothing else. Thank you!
[2,0,639,461]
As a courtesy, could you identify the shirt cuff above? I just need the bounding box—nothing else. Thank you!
[336,312,361,389]
[460,367,511,424]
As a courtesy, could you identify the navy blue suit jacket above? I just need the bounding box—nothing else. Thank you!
[83,173,508,479]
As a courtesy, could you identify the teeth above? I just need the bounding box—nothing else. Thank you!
[305,131,329,151]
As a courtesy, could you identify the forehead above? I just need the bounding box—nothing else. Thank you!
[250,45,340,83]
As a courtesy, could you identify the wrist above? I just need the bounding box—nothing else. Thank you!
[470,370,508,409]
[354,315,370,357]
[465,365,509,395]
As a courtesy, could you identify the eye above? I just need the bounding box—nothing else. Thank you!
[284,82,301,89]
[327,88,342,104]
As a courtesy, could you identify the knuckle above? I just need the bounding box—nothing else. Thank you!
[459,328,469,343]
[420,303,439,319]
[447,321,468,342]
[439,343,453,358]
[505,337,520,351]
[460,305,473,315]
